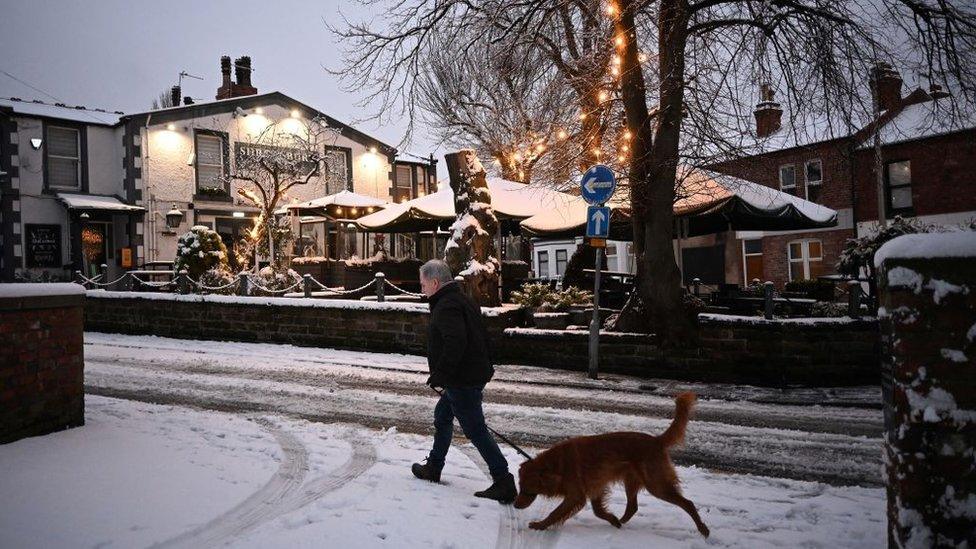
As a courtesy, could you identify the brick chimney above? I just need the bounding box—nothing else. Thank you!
[170,85,181,108]
[754,83,782,138]
[870,62,903,111]
[215,55,258,100]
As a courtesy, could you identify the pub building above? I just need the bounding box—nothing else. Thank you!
[0,55,436,282]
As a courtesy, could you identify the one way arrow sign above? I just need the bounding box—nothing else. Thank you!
[586,206,610,238]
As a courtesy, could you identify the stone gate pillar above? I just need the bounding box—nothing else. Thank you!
[877,233,975,547]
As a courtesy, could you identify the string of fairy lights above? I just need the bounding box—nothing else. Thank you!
[496,2,643,181]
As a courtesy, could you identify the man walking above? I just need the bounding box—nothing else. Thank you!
[411,259,517,504]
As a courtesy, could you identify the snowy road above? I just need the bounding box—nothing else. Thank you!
[82,333,884,487]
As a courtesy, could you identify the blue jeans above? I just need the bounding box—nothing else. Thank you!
[427,386,509,480]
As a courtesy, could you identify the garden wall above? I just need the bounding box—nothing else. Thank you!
[84,291,880,386]
[1,284,86,444]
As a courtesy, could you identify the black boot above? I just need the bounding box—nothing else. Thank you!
[474,473,517,504]
[412,460,442,483]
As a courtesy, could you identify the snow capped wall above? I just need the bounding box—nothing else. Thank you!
[878,233,975,546]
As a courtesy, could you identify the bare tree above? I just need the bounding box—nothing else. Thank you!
[228,117,339,271]
[150,89,175,110]
[333,0,975,340]
[418,33,578,184]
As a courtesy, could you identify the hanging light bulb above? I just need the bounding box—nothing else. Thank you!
[624,130,632,140]
[638,53,648,63]
[557,130,568,140]
[598,90,609,102]
[580,112,587,120]
[535,144,546,153]
[606,3,617,16]
[611,66,620,77]
[618,155,625,162]
[623,144,630,152]
[615,35,624,48]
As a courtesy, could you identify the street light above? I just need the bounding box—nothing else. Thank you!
[165,204,184,230]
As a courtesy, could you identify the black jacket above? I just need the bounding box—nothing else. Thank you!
[426,283,494,388]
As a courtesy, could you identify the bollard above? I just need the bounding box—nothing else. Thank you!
[76,270,84,287]
[763,281,774,320]
[375,272,385,302]
[303,274,313,298]
[237,273,249,296]
[692,277,701,297]
[177,269,190,294]
[847,280,862,318]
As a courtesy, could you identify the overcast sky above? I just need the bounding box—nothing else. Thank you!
[0,0,442,159]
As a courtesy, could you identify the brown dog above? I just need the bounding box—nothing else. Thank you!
[513,392,709,536]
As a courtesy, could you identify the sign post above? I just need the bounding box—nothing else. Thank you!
[581,165,616,380]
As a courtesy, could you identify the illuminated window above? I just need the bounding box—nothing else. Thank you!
[787,239,824,281]
[885,160,912,215]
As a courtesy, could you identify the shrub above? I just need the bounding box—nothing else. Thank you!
[173,226,229,280]
[197,267,237,295]
[250,266,303,295]
[811,301,848,318]
[511,282,557,308]
[511,282,593,312]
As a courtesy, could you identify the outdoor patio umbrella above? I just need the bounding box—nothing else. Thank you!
[518,168,837,240]
[354,178,576,234]
[275,189,387,219]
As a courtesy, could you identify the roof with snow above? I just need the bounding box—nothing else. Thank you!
[0,97,124,126]
[856,98,976,149]
[874,232,976,268]
[119,91,398,155]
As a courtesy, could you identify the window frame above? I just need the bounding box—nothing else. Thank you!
[884,159,913,216]
[741,239,764,285]
[537,250,549,278]
[786,239,824,281]
[778,164,797,191]
[555,249,568,276]
[45,124,83,190]
[194,129,229,194]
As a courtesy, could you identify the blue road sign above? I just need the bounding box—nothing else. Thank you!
[580,164,617,205]
[586,206,611,238]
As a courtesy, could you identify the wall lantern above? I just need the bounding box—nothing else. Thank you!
[30,138,42,150]
[165,204,184,229]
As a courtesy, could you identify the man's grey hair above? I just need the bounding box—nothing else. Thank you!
[420,259,454,283]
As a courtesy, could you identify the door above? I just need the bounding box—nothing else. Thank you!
[215,217,253,271]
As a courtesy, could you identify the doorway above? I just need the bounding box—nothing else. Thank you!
[215,217,253,271]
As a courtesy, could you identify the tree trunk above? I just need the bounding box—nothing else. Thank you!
[611,0,693,342]
[444,149,501,307]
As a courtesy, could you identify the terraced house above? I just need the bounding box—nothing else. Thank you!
[0,55,435,282]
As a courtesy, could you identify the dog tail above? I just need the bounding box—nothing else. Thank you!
[659,392,696,448]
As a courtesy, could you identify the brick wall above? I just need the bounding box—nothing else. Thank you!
[854,129,976,222]
[85,292,880,387]
[84,292,524,357]
[1,288,85,444]
[879,240,975,546]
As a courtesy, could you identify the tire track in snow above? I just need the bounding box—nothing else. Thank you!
[458,445,560,549]
[152,417,309,549]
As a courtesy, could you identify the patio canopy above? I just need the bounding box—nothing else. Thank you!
[519,168,837,240]
[275,190,387,218]
[58,193,145,212]
[355,178,575,234]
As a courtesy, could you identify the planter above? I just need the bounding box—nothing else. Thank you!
[532,312,570,330]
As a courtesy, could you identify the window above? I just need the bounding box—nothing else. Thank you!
[742,239,764,285]
[885,160,912,214]
[805,159,822,203]
[555,249,568,276]
[47,126,80,188]
[195,132,226,192]
[537,251,549,278]
[787,239,824,281]
[779,164,797,196]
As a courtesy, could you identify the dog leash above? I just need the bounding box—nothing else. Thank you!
[431,386,534,461]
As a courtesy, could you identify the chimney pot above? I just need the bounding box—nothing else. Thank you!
[170,85,181,108]
[183,96,195,105]
[754,84,782,138]
[220,55,232,86]
[870,62,903,111]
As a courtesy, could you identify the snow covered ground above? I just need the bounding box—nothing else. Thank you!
[82,332,884,486]
[1,396,884,548]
